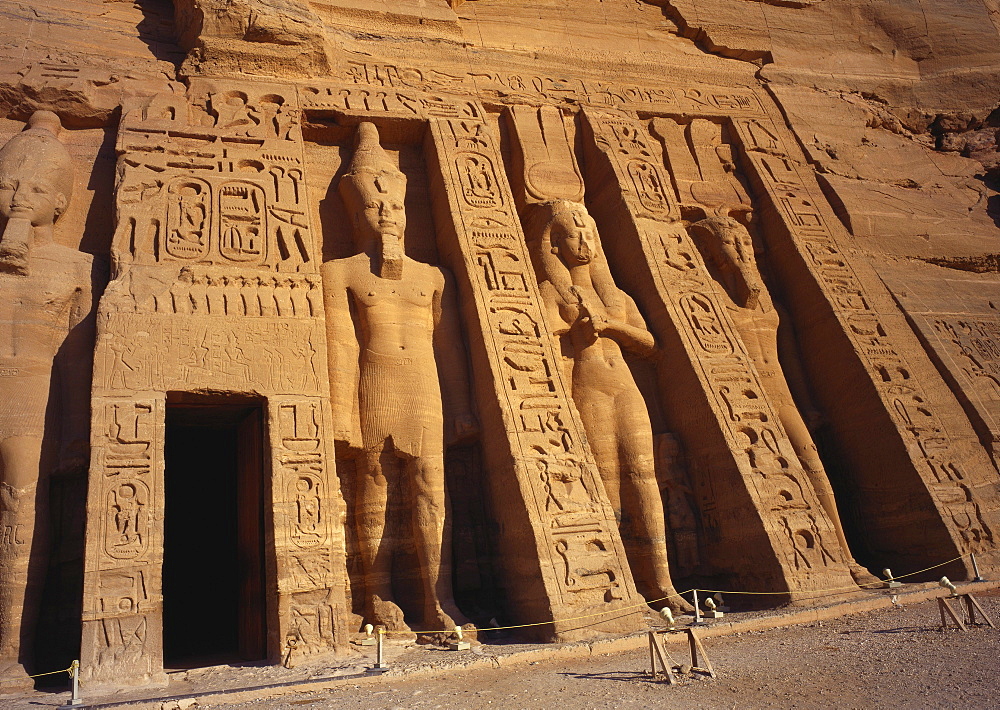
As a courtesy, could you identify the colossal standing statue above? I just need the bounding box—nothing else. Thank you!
[321,122,477,633]
[526,200,692,613]
[0,111,96,678]
[690,213,876,584]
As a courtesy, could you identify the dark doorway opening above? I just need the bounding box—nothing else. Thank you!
[163,394,268,667]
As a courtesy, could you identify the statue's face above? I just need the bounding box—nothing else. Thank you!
[552,208,597,265]
[0,169,65,227]
[359,195,406,241]
[704,217,753,267]
[722,221,754,264]
[352,173,406,245]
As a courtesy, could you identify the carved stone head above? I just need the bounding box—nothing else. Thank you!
[545,200,599,267]
[692,215,755,268]
[339,122,406,277]
[690,214,762,308]
[0,111,74,229]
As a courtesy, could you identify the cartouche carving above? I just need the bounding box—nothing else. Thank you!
[0,111,95,678]
[321,122,476,633]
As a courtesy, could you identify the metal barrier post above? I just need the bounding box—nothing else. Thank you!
[57,660,83,708]
[971,553,985,582]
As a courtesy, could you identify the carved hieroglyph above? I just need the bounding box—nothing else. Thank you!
[506,106,692,612]
[581,109,858,596]
[80,79,349,686]
[0,111,96,682]
[426,117,645,638]
[321,122,476,634]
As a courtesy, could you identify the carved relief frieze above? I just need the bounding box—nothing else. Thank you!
[299,58,764,122]
[112,79,314,277]
[300,84,484,121]
[427,117,642,628]
[93,312,324,397]
[734,118,999,558]
[109,265,322,318]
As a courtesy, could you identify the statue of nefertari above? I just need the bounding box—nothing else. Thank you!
[691,213,877,585]
[321,122,477,633]
[527,199,693,614]
[0,111,96,679]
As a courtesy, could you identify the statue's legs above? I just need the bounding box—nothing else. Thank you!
[356,446,409,631]
[768,376,878,585]
[406,452,468,631]
[615,394,694,614]
[0,435,46,679]
[574,376,692,614]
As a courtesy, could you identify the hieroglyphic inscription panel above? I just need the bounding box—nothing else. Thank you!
[269,397,345,655]
[299,58,766,126]
[114,78,314,276]
[427,118,643,635]
[911,315,1000,459]
[309,57,766,117]
[81,398,164,684]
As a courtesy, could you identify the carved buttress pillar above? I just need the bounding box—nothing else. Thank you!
[425,118,644,639]
[733,117,1000,577]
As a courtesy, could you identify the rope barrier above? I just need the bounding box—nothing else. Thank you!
[697,554,969,596]
[380,551,976,635]
[0,663,74,683]
[0,553,979,677]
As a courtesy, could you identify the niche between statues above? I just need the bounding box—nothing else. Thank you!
[304,117,499,630]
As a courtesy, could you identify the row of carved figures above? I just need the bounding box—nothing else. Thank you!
[0,108,984,682]
[161,269,323,317]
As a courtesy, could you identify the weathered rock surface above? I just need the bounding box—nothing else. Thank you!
[0,0,998,691]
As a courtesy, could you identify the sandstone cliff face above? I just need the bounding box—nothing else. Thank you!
[0,0,998,687]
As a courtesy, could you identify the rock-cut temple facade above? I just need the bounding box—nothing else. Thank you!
[0,0,999,689]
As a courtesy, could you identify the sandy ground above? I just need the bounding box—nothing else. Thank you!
[4,588,998,709]
[206,589,1000,710]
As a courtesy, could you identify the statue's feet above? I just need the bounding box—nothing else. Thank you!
[648,588,695,615]
[369,595,413,637]
[420,603,478,643]
[848,561,880,587]
[0,661,32,693]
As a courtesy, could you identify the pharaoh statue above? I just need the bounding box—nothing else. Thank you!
[321,122,477,634]
[0,111,96,678]
[525,200,692,613]
[690,212,876,584]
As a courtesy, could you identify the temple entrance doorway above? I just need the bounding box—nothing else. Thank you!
[163,394,268,667]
